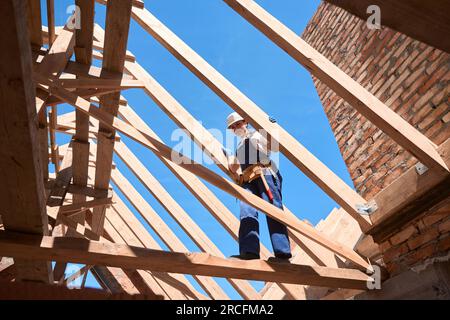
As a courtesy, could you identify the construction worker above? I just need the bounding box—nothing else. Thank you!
[226,112,292,261]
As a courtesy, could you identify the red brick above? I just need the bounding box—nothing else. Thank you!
[407,226,440,250]
[422,210,450,227]
[390,225,419,246]
[438,218,450,234]
[437,233,450,253]
[383,243,409,263]
[404,242,436,266]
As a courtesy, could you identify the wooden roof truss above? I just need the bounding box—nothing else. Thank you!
[0,0,448,300]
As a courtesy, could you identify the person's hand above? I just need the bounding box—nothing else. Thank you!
[230,171,241,184]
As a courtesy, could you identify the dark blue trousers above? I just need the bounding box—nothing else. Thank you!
[239,169,292,257]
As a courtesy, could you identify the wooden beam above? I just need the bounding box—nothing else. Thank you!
[57,197,114,216]
[0,280,162,300]
[117,106,305,299]
[104,206,205,300]
[110,168,230,300]
[321,288,364,300]
[72,0,96,230]
[47,88,123,106]
[119,5,374,229]
[113,140,261,300]
[84,143,207,300]
[91,0,133,242]
[64,61,134,80]
[101,217,171,299]
[223,0,449,176]
[93,41,136,63]
[123,61,229,173]
[109,196,210,300]
[35,75,371,271]
[0,231,373,289]
[324,0,450,54]
[55,78,144,89]
[0,0,51,283]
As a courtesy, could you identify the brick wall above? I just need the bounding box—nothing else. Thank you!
[302,2,450,276]
[380,198,450,276]
[301,1,450,200]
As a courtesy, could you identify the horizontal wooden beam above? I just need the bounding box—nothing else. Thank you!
[223,0,449,176]
[64,61,134,81]
[0,279,162,300]
[57,197,114,216]
[55,79,143,89]
[0,0,52,283]
[0,231,373,289]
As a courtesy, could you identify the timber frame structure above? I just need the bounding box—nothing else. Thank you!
[0,0,448,300]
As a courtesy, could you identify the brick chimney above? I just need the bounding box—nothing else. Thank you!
[302,2,450,299]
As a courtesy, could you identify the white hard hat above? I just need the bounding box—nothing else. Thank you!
[226,112,245,129]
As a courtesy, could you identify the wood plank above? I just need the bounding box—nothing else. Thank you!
[91,0,133,242]
[223,0,449,175]
[367,138,450,241]
[49,144,76,282]
[123,61,229,173]
[105,209,201,300]
[120,5,374,229]
[57,197,113,216]
[102,217,171,299]
[47,88,123,106]
[110,196,210,300]
[118,106,304,299]
[113,140,261,300]
[27,0,43,48]
[55,78,144,89]
[46,0,56,46]
[325,0,450,54]
[0,279,162,300]
[64,61,134,80]
[34,76,371,271]
[0,231,373,289]
[72,0,96,227]
[0,0,51,283]
[110,168,230,300]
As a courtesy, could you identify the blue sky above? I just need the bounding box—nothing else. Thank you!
[43,0,356,299]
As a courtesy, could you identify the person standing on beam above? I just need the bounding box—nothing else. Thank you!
[226,112,292,261]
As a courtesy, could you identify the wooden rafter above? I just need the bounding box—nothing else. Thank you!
[105,201,209,300]
[0,0,52,283]
[91,0,133,243]
[223,0,449,176]
[26,0,43,48]
[116,3,376,230]
[46,0,56,46]
[34,75,371,271]
[113,140,261,300]
[117,105,317,299]
[110,167,230,300]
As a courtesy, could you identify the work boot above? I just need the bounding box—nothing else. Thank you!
[229,253,260,260]
[267,253,292,263]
